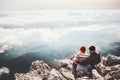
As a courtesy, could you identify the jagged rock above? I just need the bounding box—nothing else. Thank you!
[59,55,120,80]
[14,54,120,80]
[15,73,43,80]
[96,63,120,77]
[59,68,75,80]
[48,68,67,80]
[58,58,72,70]
[105,70,120,80]
[92,69,104,80]
[104,64,120,80]
[101,54,120,66]
[14,60,51,80]
[30,60,51,71]
[96,63,111,76]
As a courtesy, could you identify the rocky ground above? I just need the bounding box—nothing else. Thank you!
[14,54,120,80]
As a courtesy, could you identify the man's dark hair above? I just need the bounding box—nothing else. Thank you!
[89,46,95,51]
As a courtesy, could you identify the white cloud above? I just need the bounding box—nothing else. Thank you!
[0,10,120,27]
[0,44,9,53]
[0,25,110,46]
[0,10,119,48]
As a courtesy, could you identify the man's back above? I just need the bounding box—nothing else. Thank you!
[88,52,101,68]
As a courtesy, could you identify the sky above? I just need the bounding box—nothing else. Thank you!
[0,0,120,10]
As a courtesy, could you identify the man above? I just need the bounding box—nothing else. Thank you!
[88,46,101,78]
[71,46,89,77]
[88,46,101,69]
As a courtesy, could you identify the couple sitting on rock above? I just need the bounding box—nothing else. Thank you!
[71,46,101,78]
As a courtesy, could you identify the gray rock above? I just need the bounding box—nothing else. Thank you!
[59,68,75,80]
[30,60,51,71]
[102,54,120,66]
[48,68,67,80]
[92,69,104,80]
[14,54,120,80]
[96,62,120,77]
[96,63,111,76]
[105,70,120,80]
[14,60,51,80]
[58,58,72,70]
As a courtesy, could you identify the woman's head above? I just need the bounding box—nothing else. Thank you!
[80,46,86,53]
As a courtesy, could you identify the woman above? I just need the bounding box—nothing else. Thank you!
[71,46,90,78]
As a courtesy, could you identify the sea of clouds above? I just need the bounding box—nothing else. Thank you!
[0,10,120,59]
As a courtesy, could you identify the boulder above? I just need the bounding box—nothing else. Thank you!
[96,62,120,77]
[105,70,120,80]
[30,60,51,71]
[15,72,43,80]
[96,63,111,76]
[48,68,67,80]
[59,68,75,80]
[92,69,104,80]
[14,54,120,80]
[101,54,120,66]
[105,64,120,80]
[14,60,51,80]
[58,58,72,70]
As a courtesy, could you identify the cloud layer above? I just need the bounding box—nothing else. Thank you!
[0,10,119,58]
[0,10,120,28]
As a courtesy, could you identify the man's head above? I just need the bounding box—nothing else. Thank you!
[80,46,86,53]
[89,46,95,51]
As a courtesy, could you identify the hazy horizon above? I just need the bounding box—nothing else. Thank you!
[0,0,120,10]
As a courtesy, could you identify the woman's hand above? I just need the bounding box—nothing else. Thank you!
[71,57,78,64]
